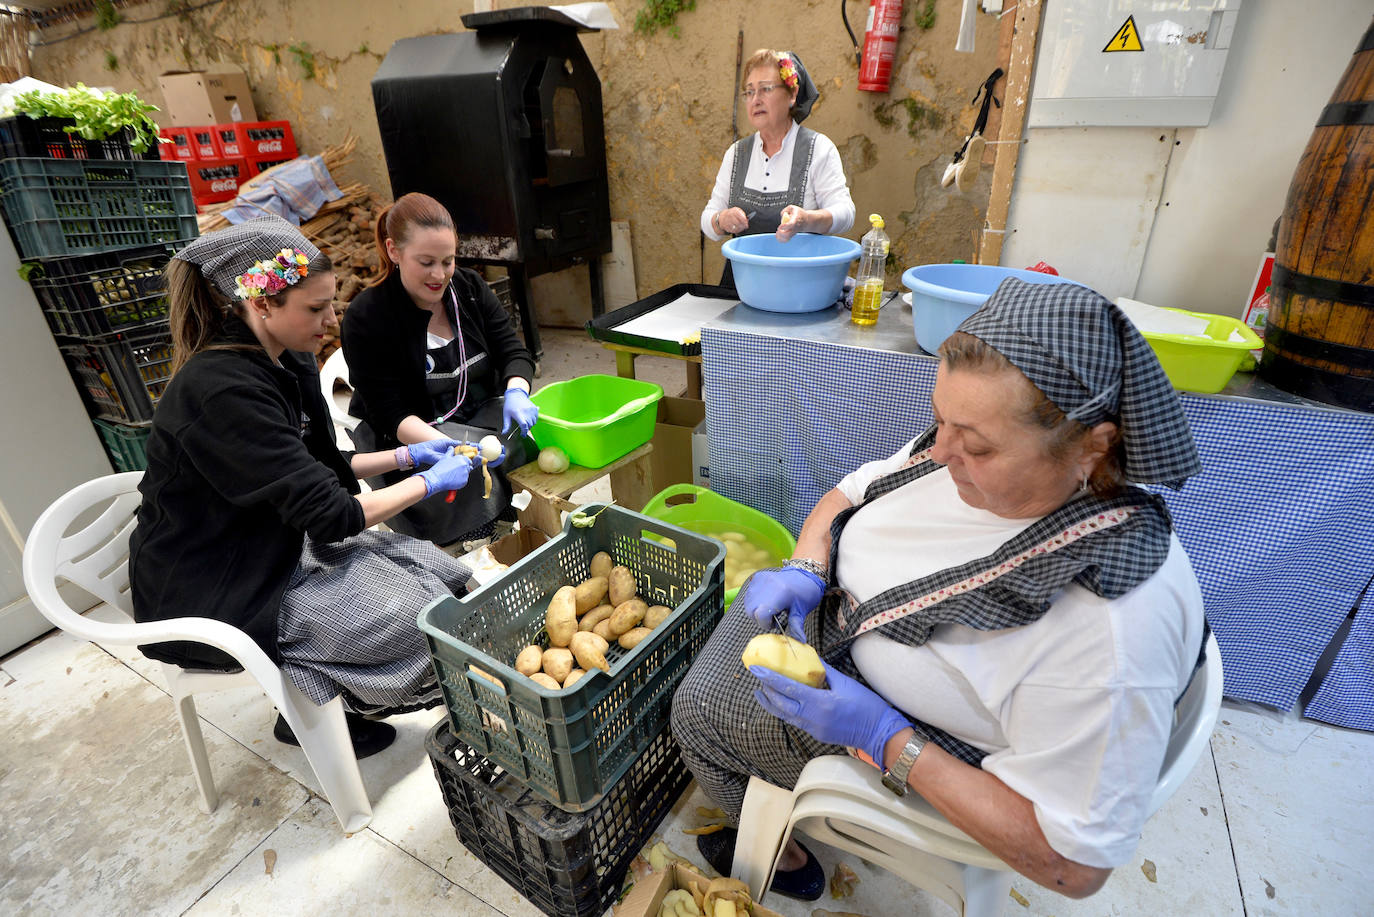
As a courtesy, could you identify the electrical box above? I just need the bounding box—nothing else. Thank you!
[1029,1,1242,127]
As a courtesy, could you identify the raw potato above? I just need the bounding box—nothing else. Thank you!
[570,631,610,672]
[579,603,614,631]
[608,565,636,606]
[574,576,609,614]
[478,434,503,462]
[617,626,652,649]
[563,668,586,688]
[545,585,578,647]
[530,672,561,690]
[468,665,502,688]
[741,633,827,688]
[589,551,613,579]
[592,618,615,642]
[644,604,672,629]
[514,645,543,676]
[541,647,574,683]
[608,598,647,636]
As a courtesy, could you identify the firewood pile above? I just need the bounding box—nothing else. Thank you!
[194,134,389,363]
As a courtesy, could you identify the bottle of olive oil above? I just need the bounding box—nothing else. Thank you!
[851,214,889,326]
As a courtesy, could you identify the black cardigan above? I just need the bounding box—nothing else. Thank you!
[341,268,535,447]
[129,315,365,669]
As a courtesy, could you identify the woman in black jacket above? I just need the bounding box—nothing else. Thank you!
[130,216,485,757]
[341,193,538,549]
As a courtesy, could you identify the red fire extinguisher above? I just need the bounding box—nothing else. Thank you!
[858,0,903,93]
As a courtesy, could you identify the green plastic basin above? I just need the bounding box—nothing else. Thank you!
[529,374,664,468]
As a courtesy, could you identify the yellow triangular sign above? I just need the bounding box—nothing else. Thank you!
[1103,15,1144,52]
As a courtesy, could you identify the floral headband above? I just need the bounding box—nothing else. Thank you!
[777,53,799,91]
[233,248,311,299]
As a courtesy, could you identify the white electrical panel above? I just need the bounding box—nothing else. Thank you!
[1029,1,1242,127]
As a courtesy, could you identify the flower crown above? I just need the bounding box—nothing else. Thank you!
[234,248,310,299]
[777,53,799,91]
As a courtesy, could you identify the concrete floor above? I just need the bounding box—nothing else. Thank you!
[5,326,1372,916]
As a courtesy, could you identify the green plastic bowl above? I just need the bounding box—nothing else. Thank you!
[529,374,664,468]
[640,484,796,610]
[1139,309,1263,394]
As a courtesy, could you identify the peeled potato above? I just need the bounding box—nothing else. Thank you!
[563,668,587,688]
[530,672,561,690]
[589,551,613,579]
[542,647,575,683]
[514,644,543,676]
[608,598,647,636]
[741,633,827,688]
[570,631,610,672]
[546,585,578,647]
[618,626,652,649]
[574,576,609,615]
[608,566,636,605]
[643,604,672,629]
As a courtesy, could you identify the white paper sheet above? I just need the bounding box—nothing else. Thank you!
[1116,296,1211,337]
[611,293,740,344]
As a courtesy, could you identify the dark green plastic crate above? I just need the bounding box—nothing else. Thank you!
[26,241,186,338]
[426,719,691,917]
[419,504,723,811]
[60,322,173,423]
[92,419,151,472]
[0,158,196,259]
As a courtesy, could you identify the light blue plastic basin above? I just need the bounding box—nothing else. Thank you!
[723,233,862,313]
[902,264,1085,354]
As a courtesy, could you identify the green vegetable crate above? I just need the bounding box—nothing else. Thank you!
[60,322,173,423]
[0,115,159,162]
[418,503,724,811]
[93,419,151,472]
[0,158,197,259]
[26,241,185,338]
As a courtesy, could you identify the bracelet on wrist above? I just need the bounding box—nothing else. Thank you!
[396,446,413,470]
[784,557,828,580]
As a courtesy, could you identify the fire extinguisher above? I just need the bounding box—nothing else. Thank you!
[858,0,903,93]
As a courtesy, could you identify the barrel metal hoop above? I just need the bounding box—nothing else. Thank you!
[1260,354,1374,411]
[1272,263,1374,308]
[1265,325,1374,373]
[1316,101,1374,127]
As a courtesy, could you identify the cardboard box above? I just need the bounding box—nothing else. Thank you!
[614,863,784,917]
[691,419,710,487]
[185,157,248,205]
[650,397,706,493]
[487,526,550,567]
[158,67,257,126]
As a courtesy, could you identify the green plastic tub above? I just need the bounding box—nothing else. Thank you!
[1139,308,1263,394]
[640,484,795,610]
[529,374,664,469]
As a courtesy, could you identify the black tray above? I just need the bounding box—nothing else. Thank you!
[584,283,738,358]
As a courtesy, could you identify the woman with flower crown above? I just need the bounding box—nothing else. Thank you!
[129,215,486,758]
[701,48,856,289]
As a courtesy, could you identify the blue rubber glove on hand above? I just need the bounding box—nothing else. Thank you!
[407,438,470,468]
[416,452,476,498]
[502,388,539,437]
[739,566,826,639]
[751,661,913,766]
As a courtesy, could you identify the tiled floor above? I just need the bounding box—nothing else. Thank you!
[5,327,1372,915]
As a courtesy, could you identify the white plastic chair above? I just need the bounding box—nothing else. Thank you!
[21,472,373,833]
[320,347,363,446]
[734,634,1224,916]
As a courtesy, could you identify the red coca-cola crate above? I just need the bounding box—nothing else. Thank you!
[158,127,195,160]
[187,126,219,160]
[186,157,248,205]
[211,120,296,159]
[247,152,298,177]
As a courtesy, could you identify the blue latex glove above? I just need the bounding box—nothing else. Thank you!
[738,566,825,639]
[502,388,539,437]
[407,438,470,468]
[751,661,913,766]
[416,451,477,498]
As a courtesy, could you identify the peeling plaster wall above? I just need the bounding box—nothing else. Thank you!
[29,0,1003,314]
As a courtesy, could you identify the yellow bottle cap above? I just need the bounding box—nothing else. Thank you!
[869,213,884,229]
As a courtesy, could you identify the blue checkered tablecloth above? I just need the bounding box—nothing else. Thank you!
[701,312,1374,731]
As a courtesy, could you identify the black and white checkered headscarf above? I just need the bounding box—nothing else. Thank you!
[957,278,1202,489]
[175,215,321,302]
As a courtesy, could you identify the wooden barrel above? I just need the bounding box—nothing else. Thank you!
[1262,16,1374,411]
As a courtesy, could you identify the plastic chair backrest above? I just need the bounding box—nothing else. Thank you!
[1149,633,1224,814]
[319,347,360,434]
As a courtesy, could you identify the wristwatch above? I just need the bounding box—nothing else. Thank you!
[880,732,927,797]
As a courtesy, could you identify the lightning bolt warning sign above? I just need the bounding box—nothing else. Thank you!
[1104,15,1144,53]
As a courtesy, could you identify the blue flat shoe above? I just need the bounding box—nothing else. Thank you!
[696,826,826,902]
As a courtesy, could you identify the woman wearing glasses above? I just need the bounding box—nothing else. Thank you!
[700,48,856,288]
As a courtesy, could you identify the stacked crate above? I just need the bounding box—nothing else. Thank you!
[0,114,198,472]
[158,120,296,206]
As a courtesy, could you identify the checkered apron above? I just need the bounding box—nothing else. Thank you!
[276,529,472,714]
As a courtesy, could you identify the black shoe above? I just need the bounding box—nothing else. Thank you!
[696,826,826,902]
[273,711,397,760]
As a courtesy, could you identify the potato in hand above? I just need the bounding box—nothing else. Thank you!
[741,633,827,688]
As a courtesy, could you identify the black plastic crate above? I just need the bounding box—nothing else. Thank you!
[426,719,691,917]
[0,158,196,259]
[0,115,159,161]
[92,418,152,472]
[419,505,724,810]
[26,241,185,338]
[61,322,173,423]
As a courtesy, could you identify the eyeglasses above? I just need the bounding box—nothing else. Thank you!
[740,84,782,100]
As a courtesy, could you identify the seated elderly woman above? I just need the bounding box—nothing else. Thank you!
[671,279,1207,902]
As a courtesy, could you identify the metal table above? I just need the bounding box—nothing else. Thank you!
[700,297,1374,731]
